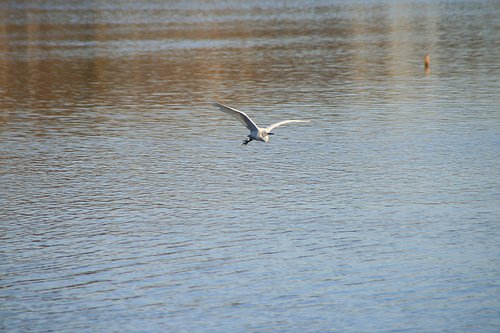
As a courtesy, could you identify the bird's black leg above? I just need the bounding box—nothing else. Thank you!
[242,137,253,146]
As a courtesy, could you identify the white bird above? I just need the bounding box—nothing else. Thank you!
[213,102,310,145]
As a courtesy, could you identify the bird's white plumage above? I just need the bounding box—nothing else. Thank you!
[265,120,309,132]
[213,102,258,132]
[212,101,310,145]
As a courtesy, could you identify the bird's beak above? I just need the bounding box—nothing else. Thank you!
[268,132,274,135]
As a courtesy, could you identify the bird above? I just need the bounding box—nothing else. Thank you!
[213,101,310,145]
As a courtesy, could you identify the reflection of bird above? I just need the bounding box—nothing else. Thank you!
[213,102,310,145]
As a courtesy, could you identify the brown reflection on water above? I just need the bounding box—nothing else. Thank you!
[1,19,95,114]
[0,1,444,122]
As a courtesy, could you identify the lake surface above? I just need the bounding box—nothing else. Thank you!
[1,0,500,331]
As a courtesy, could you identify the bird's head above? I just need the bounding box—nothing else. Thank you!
[262,132,274,142]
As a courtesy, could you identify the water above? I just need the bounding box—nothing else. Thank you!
[1,0,500,331]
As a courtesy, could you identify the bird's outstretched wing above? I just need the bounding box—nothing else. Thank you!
[213,102,258,132]
[265,120,310,132]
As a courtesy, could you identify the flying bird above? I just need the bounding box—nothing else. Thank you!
[213,102,310,145]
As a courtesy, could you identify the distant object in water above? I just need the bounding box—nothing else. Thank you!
[213,101,310,145]
[425,55,430,69]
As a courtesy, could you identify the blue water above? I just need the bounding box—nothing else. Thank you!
[1,0,500,332]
